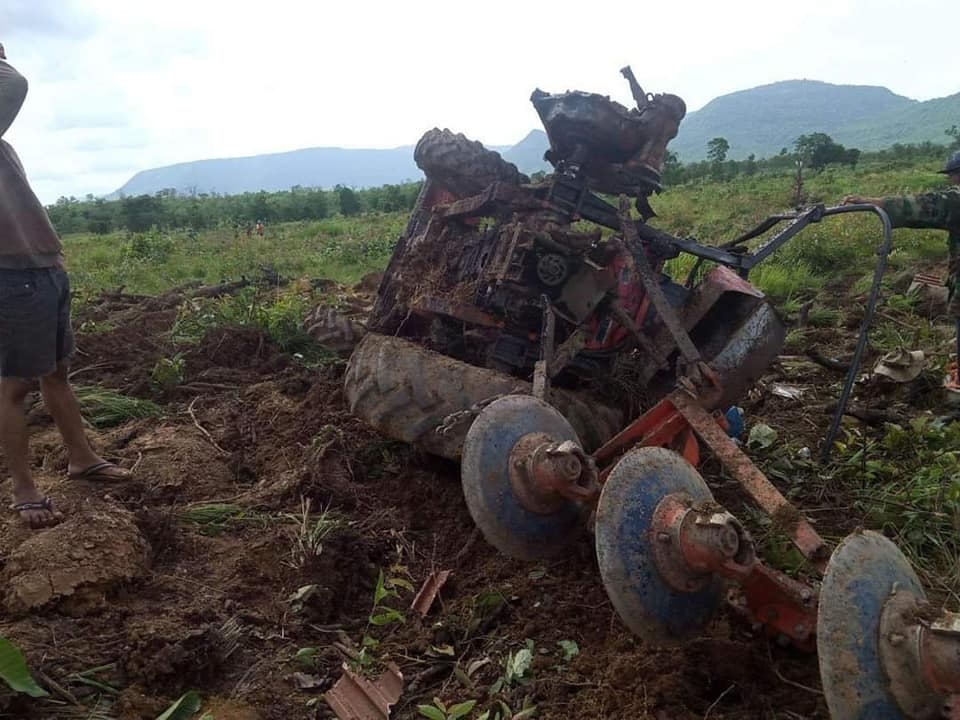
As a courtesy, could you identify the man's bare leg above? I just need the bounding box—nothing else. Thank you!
[0,377,60,527]
[40,363,127,479]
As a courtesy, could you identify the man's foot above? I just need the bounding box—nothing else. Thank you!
[9,495,62,529]
[67,460,131,482]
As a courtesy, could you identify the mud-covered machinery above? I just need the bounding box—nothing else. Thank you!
[345,68,960,719]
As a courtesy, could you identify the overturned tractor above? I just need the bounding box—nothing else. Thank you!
[344,68,959,719]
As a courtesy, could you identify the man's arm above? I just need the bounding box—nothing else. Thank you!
[0,58,28,138]
[844,190,960,230]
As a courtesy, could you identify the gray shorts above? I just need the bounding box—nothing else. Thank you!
[0,267,74,379]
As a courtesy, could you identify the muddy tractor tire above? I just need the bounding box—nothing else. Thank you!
[345,333,620,460]
[415,128,529,198]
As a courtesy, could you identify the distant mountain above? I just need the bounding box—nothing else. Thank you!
[112,79,960,197]
[670,80,960,161]
[113,146,422,197]
[502,130,551,175]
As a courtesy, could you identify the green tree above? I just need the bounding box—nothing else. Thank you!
[793,133,857,171]
[706,137,730,164]
[336,185,362,216]
[661,150,684,186]
[121,194,164,232]
[946,125,960,151]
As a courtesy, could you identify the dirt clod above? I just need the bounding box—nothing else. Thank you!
[3,507,150,616]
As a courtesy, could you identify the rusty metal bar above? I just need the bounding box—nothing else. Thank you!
[618,197,701,365]
[670,391,829,571]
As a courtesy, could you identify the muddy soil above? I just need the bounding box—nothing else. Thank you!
[0,277,951,720]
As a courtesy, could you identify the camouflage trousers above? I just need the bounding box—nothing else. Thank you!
[950,233,960,319]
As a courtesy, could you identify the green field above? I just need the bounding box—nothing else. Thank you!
[63,161,952,303]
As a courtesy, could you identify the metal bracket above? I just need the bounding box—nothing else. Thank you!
[617,196,701,368]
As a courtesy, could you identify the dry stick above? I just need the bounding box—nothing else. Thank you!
[186,397,230,456]
[766,642,823,696]
[454,527,481,565]
[35,669,82,707]
[703,684,736,719]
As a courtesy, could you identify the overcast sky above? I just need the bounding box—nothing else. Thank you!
[3,0,958,203]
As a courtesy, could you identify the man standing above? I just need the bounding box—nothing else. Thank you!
[0,44,130,528]
[844,151,960,389]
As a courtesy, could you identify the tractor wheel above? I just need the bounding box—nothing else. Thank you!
[414,128,528,198]
[344,333,620,460]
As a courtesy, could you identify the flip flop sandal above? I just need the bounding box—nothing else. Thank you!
[68,461,132,482]
[9,497,62,527]
[9,497,55,514]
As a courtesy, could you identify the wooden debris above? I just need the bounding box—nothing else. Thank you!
[410,570,452,617]
[325,662,403,720]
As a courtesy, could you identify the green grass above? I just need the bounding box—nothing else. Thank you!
[64,214,406,304]
[73,386,163,428]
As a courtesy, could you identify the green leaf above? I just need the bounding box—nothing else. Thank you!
[747,423,778,449]
[388,576,416,593]
[509,648,532,680]
[449,700,478,719]
[512,705,537,719]
[369,608,405,626]
[373,569,398,605]
[417,704,447,720]
[156,691,202,720]
[557,640,579,662]
[0,637,48,698]
[295,647,318,666]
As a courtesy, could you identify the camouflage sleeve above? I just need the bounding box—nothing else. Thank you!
[880,190,960,230]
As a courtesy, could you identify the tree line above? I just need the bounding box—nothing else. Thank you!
[48,126,960,235]
[47,182,423,235]
[662,127,960,186]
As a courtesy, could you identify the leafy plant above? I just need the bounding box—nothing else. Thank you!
[172,286,321,354]
[150,354,186,393]
[368,569,413,626]
[0,637,47,698]
[477,698,537,720]
[284,499,343,568]
[490,640,534,695]
[418,697,477,720]
[557,640,579,663]
[156,690,202,720]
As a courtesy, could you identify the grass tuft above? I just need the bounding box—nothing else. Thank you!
[73,386,162,428]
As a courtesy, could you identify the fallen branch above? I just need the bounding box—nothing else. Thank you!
[805,348,850,374]
[822,401,906,426]
[186,397,230,456]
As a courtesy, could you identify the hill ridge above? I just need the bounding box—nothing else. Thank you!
[113,78,960,196]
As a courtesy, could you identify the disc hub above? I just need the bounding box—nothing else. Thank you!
[649,492,755,594]
[879,590,960,718]
[509,434,598,514]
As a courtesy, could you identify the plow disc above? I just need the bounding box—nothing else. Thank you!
[461,395,585,560]
[594,447,724,643]
[818,531,941,720]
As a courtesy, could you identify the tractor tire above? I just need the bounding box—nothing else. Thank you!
[345,333,620,461]
[414,128,529,198]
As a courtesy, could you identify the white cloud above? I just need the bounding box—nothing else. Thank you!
[2,0,958,201]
